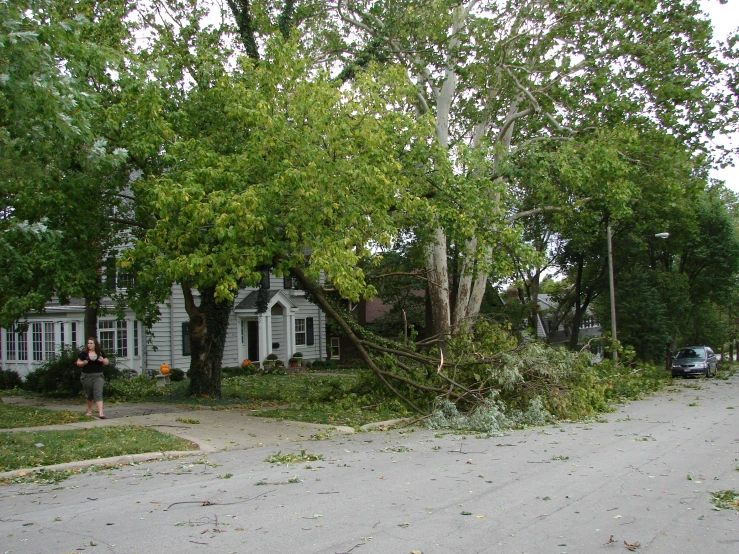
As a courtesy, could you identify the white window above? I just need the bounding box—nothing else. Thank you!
[295,319,306,346]
[32,322,43,360]
[117,271,134,290]
[71,322,78,347]
[133,321,139,357]
[17,329,27,360]
[5,329,15,360]
[44,322,54,357]
[116,320,128,357]
[99,320,115,354]
[99,320,128,357]
[28,322,55,361]
[330,337,340,360]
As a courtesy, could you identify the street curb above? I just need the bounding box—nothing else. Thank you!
[0,449,204,481]
[360,418,413,431]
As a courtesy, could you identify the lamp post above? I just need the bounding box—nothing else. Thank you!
[607,227,669,362]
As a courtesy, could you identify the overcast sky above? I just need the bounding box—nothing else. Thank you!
[701,0,739,191]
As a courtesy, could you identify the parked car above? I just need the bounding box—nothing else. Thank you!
[671,346,719,378]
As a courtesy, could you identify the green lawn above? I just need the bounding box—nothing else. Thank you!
[0,402,92,429]
[0,426,197,472]
[147,373,411,428]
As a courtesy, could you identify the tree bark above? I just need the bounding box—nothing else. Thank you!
[84,297,99,340]
[184,284,232,398]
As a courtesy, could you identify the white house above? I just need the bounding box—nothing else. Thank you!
[536,294,602,346]
[0,271,327,377]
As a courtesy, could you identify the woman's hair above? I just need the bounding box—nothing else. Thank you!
[86,336,102,356]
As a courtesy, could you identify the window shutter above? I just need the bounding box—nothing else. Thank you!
[182,322,191,356]
[306,317,314,345]
[283,276,293,289]
[260,270,270,289]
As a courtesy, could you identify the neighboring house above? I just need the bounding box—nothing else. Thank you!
[0,271,327,377]
[535,294,602,348]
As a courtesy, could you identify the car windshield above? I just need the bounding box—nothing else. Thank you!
[675,348,706,359]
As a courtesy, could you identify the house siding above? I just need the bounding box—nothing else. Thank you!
[2,281,328,378]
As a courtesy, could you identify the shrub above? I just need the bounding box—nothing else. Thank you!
[107,375,166,401]
[222,365,259,378]
[0,368,23,390]
[310,360,337,371]
[170,368,186,382]
[22,346,121,396]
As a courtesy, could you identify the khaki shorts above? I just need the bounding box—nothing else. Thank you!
[80,372,104,402]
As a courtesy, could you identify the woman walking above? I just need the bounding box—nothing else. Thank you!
[76,337,109,419]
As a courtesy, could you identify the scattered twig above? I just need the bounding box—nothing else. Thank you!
[335,543,365,554]
[166,489,275,510]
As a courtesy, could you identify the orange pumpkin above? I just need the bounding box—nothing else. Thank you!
[241,359,252,367]
[159,363,170,375]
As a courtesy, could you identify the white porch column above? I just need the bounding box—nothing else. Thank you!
[285,313,295,359]
[237,319,244,364]
[258,313,272,362]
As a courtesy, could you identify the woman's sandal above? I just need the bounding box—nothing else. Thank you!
[85,411,93,416]
[98,415,107,419]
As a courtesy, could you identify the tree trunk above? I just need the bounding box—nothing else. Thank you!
[84,297,99,340]
[184,284,232,398]
[425,227,451,336]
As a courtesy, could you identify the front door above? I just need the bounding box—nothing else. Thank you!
[247,320,259,362]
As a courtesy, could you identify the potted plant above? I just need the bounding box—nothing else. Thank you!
[292,351,304,362]
[263,353,278,370]
[289,357,299,368]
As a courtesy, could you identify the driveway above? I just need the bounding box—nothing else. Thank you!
[2,375,739,553]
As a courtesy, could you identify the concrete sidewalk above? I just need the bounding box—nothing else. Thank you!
[1,396,357,477]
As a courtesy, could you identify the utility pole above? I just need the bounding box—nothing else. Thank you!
[607,225,617,362]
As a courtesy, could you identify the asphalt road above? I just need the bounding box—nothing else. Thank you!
[2,375,738,554]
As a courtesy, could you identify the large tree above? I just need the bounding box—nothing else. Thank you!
[329,0,736,339]
[0,0,135,337]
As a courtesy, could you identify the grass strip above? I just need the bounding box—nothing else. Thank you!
[0,403,92,429]
[0,426,196,472]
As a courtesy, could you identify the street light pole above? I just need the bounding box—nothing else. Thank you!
[607,225,618,362]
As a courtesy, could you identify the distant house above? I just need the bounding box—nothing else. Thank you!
[0,271,327,377]
[536,294,602,349]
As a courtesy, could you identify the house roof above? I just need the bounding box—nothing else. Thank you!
[234,290,296,312]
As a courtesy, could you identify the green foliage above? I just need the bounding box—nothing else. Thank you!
[106,375,166,401]
[0,0,137,328]
[711,490,739,512]
[428,393,553,434]
[221,365,259,378]
[425,320,674,429]
[0,368,23,390]
[264,450,323,465]
[22,346,121,396]
[310,360,338,371]
[596,361,671,402]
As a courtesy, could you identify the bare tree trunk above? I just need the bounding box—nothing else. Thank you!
[84,297,99,340]
[425,228,451,336]
[184,284,232,398]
